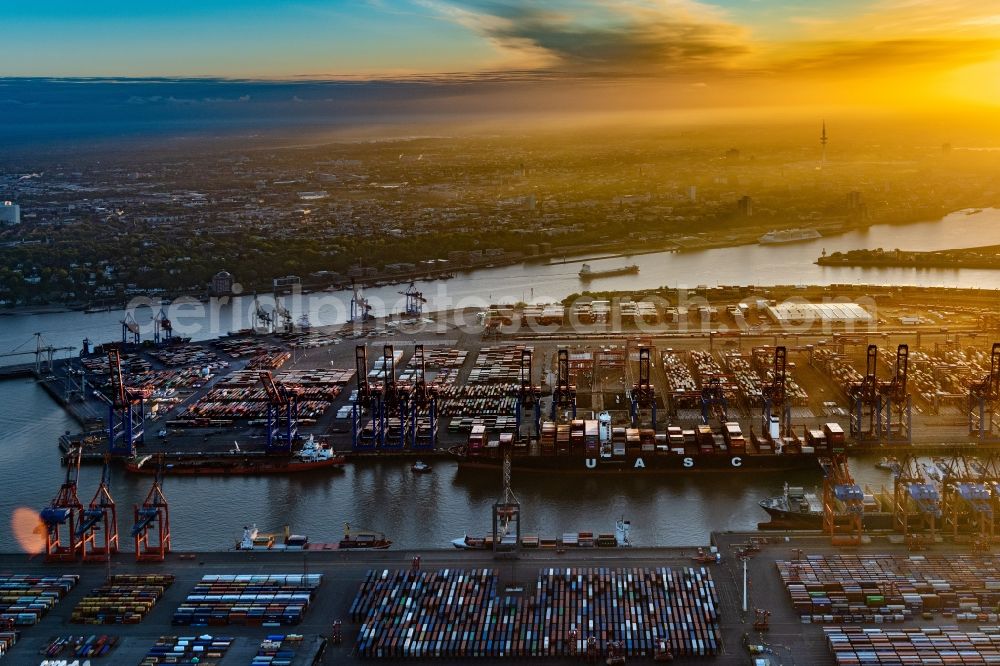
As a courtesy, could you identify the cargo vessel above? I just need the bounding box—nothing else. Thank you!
[757,228,821,244]
[452,517,632,549]
[757,483,823,529]
[453,413,836,474]
[578,263,639,280]
[127,435,345,476]
[758,480,894,530]
[236,523,391,551]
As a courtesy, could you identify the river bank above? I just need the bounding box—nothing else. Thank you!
[818,244,1000,270]
[0,210,966,317]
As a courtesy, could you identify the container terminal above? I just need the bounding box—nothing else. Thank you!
[15,284,999,474]
[6,286,1000,662]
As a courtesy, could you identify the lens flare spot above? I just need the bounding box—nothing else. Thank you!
[11,507,46,555]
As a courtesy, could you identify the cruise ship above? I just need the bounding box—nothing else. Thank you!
[757,228,821,245]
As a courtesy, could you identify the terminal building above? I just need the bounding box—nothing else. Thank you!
[766,301,874,326]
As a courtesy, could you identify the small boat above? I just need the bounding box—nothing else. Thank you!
[411,460,432,473]
[157,428,168,438]
[875,456,898,471]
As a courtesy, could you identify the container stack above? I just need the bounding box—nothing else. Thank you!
[0,632,15,658]
[0,574,78,627]
[71,574,175,625]
[778,555,1000,623]
[251,633,304,665]
[824,625,1000,664]
[41,635,120,660]
[437,384,519,419]
[172,574,322,627]
[350,567,719,659]
[139,635,233,665]
[467,345,533,384]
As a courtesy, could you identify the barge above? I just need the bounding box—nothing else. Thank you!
[126,435,345,476]
[452,517,633,549]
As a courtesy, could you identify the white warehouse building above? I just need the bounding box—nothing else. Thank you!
[766,302,874,325]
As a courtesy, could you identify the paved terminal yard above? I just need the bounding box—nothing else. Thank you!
[6,533,1000,665]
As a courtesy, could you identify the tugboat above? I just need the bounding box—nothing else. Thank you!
[875,456,898,471]
[758,483,823,529]
[411,460,433,474]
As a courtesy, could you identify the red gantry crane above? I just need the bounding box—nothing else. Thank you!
[40,446,84,562]
[78,457,119,562]
[132,458,170,562]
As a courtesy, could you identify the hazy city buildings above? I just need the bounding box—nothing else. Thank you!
[0,201,20,225]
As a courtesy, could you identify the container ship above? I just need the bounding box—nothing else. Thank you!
[452,413,838,474]
[127,435,345,476]
[757,228,821,244]
[578,263,639,280]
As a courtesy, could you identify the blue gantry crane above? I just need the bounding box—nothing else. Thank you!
[630,345,657,429]
[849,344,881,443]
[700,375,729,425]
[260,370,299,455]
[821,454,864,546]
[969,343,1000,440]
[106,349,147,457]
[878,344,912,444]
[761,346,792,441]
[406,344,437,449]
[350,280,374,324]
[516,348,541,439]
[379,344,405,450]
[550,349,577,420]
[892,454,941,540]
[400,281,426,317]
[352,344,381,450]
[153,308,173,344]
[938,455,994,541]
[121,312,141,345]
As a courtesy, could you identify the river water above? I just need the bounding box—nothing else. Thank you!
[1,208,997,552]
